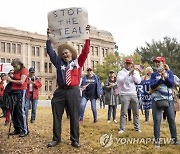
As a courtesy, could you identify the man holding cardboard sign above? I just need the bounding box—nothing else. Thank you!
[48,7,89,42]
[46,12,90,147]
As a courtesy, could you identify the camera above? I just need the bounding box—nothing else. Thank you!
[31,76,35,81]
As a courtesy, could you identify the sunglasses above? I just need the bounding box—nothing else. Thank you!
[155,61,161,63]
[87,70,92,72]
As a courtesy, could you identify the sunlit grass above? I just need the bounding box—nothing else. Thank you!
[0,107,180,154]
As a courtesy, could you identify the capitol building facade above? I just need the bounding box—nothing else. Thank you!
[0,26,115,98]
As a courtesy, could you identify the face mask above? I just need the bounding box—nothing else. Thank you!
[156,65,164,73]
[13,65,21,72]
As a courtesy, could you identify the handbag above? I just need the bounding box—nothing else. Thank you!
[156,99,170,108]
[156,88,170,109]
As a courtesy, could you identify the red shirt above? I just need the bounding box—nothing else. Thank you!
[11,67,28,90]
[0,81,4,96]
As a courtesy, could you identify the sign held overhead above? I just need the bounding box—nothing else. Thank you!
[48,7,89,43]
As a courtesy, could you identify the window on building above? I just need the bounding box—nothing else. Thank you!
[7,43,11,53]
[17,44,21,54]
[95,47,98,56]
[91,60,95,69]
[102,48,105,57]
[32,61,35,69]
[105,49,108,56]
[6,58,11,63]
[32,46,35,56]
[12,43,16,53]
[49,63,52,73]
[90,46,94,56]
[37,62,40,72]
[1,58,5,63]
[45,80,48,91]
[44,48,47,57]
[36,47,40,56]
[44,62,48,73]
[49,81,52,91]
[1,42,5,52]
[81,45,84,54]
[76,45,80,54]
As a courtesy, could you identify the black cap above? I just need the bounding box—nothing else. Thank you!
[29,67,35,73]
[0,73,6,77]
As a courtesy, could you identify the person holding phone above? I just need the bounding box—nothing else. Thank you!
[117,58,142,134]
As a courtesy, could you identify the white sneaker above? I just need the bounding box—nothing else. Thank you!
[137,130,142,133]
[107,120,111,123]
[118,130,124,134]
[114,120,117,124]
[135,129,142,133]
[155,141,160,148]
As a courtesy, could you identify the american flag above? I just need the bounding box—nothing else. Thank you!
[134,65,144,73]
[80,83,90,91]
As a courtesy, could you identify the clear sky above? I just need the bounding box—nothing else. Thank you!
[0,0,180,55]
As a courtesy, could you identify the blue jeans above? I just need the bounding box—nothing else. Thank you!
[79,97,97,122]
[144,109,150,121]
[152,99,177,142]
[108,105,117,120]
[25,98,38,121]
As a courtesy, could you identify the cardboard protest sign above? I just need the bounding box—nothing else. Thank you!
[48,7,89,43]
[0,63,13,73]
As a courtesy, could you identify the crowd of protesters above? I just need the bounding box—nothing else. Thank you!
[0,27,180,149]
[0,59,42,137]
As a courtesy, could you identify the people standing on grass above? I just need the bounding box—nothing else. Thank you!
[117,58,142,134]
[5,58,29,137]
[0,73,7,118]
[25,67,42,123]
[138,66,153,122]
[128,65,144,122]
[104,70,118,124]
[100,82,105,109]
[3,70,14,126]
[79,67,102,123]
[150,56,178,148]
[46,26,90,148]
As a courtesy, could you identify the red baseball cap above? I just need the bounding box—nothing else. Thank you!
[125,58,133,64]
[153,57,166,63]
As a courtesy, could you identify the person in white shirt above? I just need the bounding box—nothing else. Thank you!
[117,58,142,134]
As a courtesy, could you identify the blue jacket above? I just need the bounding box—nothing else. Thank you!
[150,70,174,101]
[81,74,103,99]
[46,39,90,87]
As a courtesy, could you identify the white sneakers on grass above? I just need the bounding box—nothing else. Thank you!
[114,120,118,124]
[118,130,124,134]
[107,120,118,124]
[107,120,111,123]
[118,129,142,134]
[136,130,142,133]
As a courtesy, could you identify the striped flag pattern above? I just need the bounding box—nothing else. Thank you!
[134,65,144,73]
[66,67,71,86]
